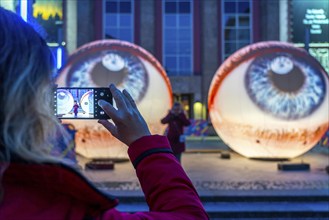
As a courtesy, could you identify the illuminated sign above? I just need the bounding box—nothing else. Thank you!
[303,9,329,34]
[32,0,63,43]
[292,0,329,43]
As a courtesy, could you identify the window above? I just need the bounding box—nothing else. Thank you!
[222,0,252,60]
[103,0,134,42]
[163,0,193,76]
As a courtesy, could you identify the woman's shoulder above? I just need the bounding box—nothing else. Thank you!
[4,161,118,208]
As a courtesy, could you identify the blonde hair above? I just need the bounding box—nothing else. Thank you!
[0,8,66,166]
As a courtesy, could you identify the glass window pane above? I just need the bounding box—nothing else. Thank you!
[238,16,250,26]
[238,42,249,49]
[120,15,131,27]
[224,15,236,27]
[106,14,117,26]
[179,15,191,27]
[168,28,179,41]
[104,1,133,43]
[224,2,236,13]
[238,29,250,41]
[222,0,252,62]
[179,1,190,13]
[165,56,177,70]
[165,29,177,41]
[165,42,178,54]
[179,42,191,54]
[178,29,191,41]
[165,15,176,27]
[122,35,132,42]
[165,2,177,13]
[106,1,117,13]
[238,2,250,13]
[119,29,132,41]
[105,29,118,39]
[120,1,131,13]
[225,28,236,41]
[179,56,191,71]
[163,1,193,76]
[225,42,237,54]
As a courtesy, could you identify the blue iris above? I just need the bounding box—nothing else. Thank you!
[245,53,326,120]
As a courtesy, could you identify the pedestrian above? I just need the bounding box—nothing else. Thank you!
[0,7,208,219]
[161,102,191,163]
[73,100,79,117]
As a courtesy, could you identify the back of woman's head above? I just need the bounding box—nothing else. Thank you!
[0,7,61,163]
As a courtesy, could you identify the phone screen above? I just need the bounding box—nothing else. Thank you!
[54,88,112,119]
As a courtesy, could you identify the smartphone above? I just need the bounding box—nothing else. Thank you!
[54,87,113,119]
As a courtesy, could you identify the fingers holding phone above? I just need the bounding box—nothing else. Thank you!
[98,84,151,146]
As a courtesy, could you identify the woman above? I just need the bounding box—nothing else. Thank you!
[73,100,80,117]
[161,102,191,163]
[0,7,208,219]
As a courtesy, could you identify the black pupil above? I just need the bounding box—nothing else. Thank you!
[270,65,305,93]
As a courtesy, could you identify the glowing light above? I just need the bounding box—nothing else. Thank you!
[193,102,206,120]
[20,0,28,21]
[33,0,63,20]
[56,47,62,69]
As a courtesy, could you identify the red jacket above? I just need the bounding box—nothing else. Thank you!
[161,112,191,154]
[0,135,208,220]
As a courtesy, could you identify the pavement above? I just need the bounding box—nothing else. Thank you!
[77,138,329,219]
[80,150,329,195]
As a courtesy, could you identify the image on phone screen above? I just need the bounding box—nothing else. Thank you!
[55,88,95,119]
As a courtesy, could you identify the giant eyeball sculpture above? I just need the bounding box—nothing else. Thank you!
[56,40,172,158]
[208,41,329,159]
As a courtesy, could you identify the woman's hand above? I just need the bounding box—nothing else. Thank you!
[98,84,151,146]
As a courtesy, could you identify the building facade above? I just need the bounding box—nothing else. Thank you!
[2,0,328,119]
